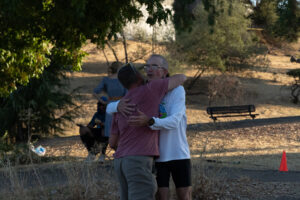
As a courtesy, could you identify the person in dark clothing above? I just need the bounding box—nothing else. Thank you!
[78,96,109,162]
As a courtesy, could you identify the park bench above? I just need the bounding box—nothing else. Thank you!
[206,105,258,122]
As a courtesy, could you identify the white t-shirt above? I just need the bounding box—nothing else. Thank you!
[106,86,190,162]
[150,86,190,162]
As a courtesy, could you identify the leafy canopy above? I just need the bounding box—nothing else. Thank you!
[173,0,266,72]
[0,0,171,97]
[251,0,300,41]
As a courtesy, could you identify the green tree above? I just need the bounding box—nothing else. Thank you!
[0,0,172,97]
[275,0,300,41]
[251,0,279,32]
[170,0,266,89]
[174,0,299,42]
[251,0,300,41]
[1,0,192,143]
[0,53,80,143]
[173,0,196,33]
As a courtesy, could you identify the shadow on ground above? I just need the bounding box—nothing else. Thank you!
[188,115,300,131]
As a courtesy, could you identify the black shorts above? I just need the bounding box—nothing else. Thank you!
[155,159,191,188]
[89,127,107,142]
[80,127,108,154]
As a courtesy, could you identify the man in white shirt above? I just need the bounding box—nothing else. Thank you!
[106,54,191,200]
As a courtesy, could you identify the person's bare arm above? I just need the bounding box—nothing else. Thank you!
[128,110,150,126]
[109,134,119,150]
[168,74,187,91]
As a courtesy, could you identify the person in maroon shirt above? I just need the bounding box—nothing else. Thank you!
[109,63,186,200]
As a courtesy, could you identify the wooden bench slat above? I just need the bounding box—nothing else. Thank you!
[206,105,258,122]
[207,105,255,114]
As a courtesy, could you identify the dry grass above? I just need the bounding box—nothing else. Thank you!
[0,162,119,200]
[1,121,300,199]
[2,40,300,199]
[189,123,300,170]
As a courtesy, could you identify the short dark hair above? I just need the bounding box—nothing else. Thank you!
[118,63,140,89]
[110,61,123,74]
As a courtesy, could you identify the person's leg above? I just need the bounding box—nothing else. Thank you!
[101,138,109,154]
[176,187,192,200]
[170,159,192,200]
[79,126,96,154]
[99,137,109,162]
[94,128,108,155]
[157,188,169,200]
[114,158,128,200]
[155,161,171,200]
[93,128,108,162]
[122,156,156,200]
[90,128,104,155]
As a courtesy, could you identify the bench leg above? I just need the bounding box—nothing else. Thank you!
[212,117,217,122]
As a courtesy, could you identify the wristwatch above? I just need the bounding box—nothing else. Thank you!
[147,117,155,126]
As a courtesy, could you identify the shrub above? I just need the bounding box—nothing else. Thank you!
[170,0,268,89]
[0,58,81,143]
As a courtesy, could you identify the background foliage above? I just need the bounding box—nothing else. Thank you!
[251,0,300,41]
[0,0,171,97]
[169,0,268,89]
[0,54,80,142]
[0,0,173,143]
[0,0,299,143]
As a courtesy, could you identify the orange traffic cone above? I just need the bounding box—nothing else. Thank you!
[279,151,288,172]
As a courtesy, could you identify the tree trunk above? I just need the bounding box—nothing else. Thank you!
[121,31,128,63]
[106,41,119,62]
[186,67,206,90]
[101,48,110,67]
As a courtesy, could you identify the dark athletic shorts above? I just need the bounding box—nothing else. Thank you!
[155,159,191,188]
[89,128,103,139]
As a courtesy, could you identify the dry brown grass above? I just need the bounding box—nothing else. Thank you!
[1,121,300,199]
[2,40,300,199]
[0,159,119,200]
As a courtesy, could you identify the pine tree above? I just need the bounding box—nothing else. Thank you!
[275,0,299,41]
[0,53,80,143]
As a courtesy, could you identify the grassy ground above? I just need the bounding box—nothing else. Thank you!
[1,39,300,199]
[1,122,300,199]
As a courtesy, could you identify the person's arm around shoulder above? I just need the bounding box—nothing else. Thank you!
[167,74,187,91]
[127,86,186,129]
[106,99,135,116]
